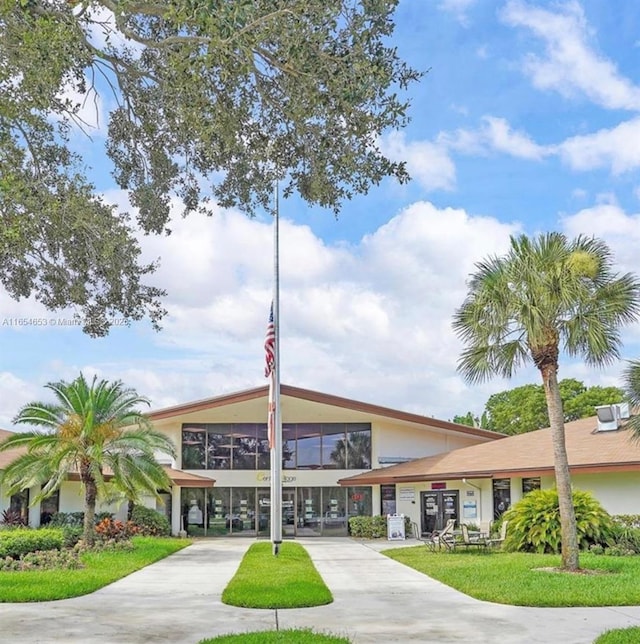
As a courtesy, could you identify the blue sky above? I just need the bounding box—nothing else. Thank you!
[2,0,640,428]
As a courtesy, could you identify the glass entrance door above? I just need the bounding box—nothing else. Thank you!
[282,489,296,537]
[420,490,459,533]
[257,487,270,537]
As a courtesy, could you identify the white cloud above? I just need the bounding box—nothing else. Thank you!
[480,116,547,160]
[555,117,640,173]
[5,196,640,426]
[442,116,548,160]
[0,373,40,429]
[381,131,456,192]
[438,0,477,26]
[501,0,640,110]
[1,199,524,423]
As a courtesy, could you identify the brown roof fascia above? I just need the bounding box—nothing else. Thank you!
[340,462,640,486]
[149,384,505,441]
[149,386,268,420]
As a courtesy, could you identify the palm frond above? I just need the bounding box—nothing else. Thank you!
[454,232,640,383]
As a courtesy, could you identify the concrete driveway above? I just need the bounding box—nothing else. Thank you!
[0,538,639,643]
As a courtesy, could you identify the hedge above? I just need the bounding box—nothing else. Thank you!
[348,515,413,539]
[0,528,64,558]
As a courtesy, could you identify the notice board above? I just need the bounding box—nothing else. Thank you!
[387,514,405,541]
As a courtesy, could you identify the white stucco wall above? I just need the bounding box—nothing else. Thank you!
[373,421,485,464]
[570,472,640,516]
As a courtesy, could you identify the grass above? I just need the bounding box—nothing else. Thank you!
[0,536,190,602]
[221,542,333,609]
[594,627,640,643]
[384,546,640,607]
[198,629,349,643]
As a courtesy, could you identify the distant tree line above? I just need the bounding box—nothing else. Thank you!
[451,378,624,435]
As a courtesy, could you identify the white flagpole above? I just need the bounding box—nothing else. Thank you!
[270,181,283,555]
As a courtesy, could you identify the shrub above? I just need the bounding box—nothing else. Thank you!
[61,525,84,548]
[0,528,64,558]
[0,548,82,572]
[49,511,113,527]
[1,509,27,528]
[130,505,171,536]
[348,515,389,539]
[502,488,613,554]
[95,518,138,543]
[608,521,640,554]
[612,515,640,529]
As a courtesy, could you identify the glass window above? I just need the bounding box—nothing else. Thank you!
[9,490,29,526]
[346,427,371,469]
[282,425,296,469]
[297,487,322,536]
[182,488,206,536]
[182,427,206,469]
[522,478,541,495]
[322,424,346,468]
[347,486,372,519]
[233,424,258,470]
[206,487,230,536]
[256,425,271,470]
[231,488,255,535]
[296,424,322,469]
[492,479,511,520]
[380,484,397,516]
[40,490,59,525]
[322,487,348,535]
[207,425,233,470]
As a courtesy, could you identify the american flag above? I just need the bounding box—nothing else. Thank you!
[265,303,276,449]
[264,302,275,377]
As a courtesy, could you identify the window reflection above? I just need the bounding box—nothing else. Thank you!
[296,424,322,469]
[181,422,371,471]
[182,427,206,469]
[282,425,296,469]
[347,429,371,469]
[233,424,258,470]
[207,425,232,470]
[322,424,346,469]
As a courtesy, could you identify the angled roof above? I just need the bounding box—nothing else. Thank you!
[339,415,640,485]
[149,383,504,441]
[0,428,24,469]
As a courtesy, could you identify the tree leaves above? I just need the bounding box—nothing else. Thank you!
[1,0,419,334]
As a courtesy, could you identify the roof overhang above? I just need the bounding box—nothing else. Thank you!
[65,467,215,488]
[164,466,215,488]
[339,462,640,485]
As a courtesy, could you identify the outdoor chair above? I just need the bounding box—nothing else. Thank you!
[486,520,509,549]
[413,519,456,552]
[460,523,488,551]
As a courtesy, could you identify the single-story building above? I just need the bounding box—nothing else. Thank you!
[340,403,640,534]
[0,384,503,536]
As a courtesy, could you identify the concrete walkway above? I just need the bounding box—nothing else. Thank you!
[0,538,639,644]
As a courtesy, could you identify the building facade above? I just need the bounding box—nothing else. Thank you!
[340,404,640,534]
[147,384,502,537]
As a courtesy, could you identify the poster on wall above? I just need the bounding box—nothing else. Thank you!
[463,501,477,519]
[399,487,415,501]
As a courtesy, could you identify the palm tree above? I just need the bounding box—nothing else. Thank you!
[623,359,640,439]
[0,374,175,545]
[453,233,640,570]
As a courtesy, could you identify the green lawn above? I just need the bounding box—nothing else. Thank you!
[594,627,640,643]
[384,546,640,607]
[0,537,190,602]
[198,629,349,643]
[222,542,333,609]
